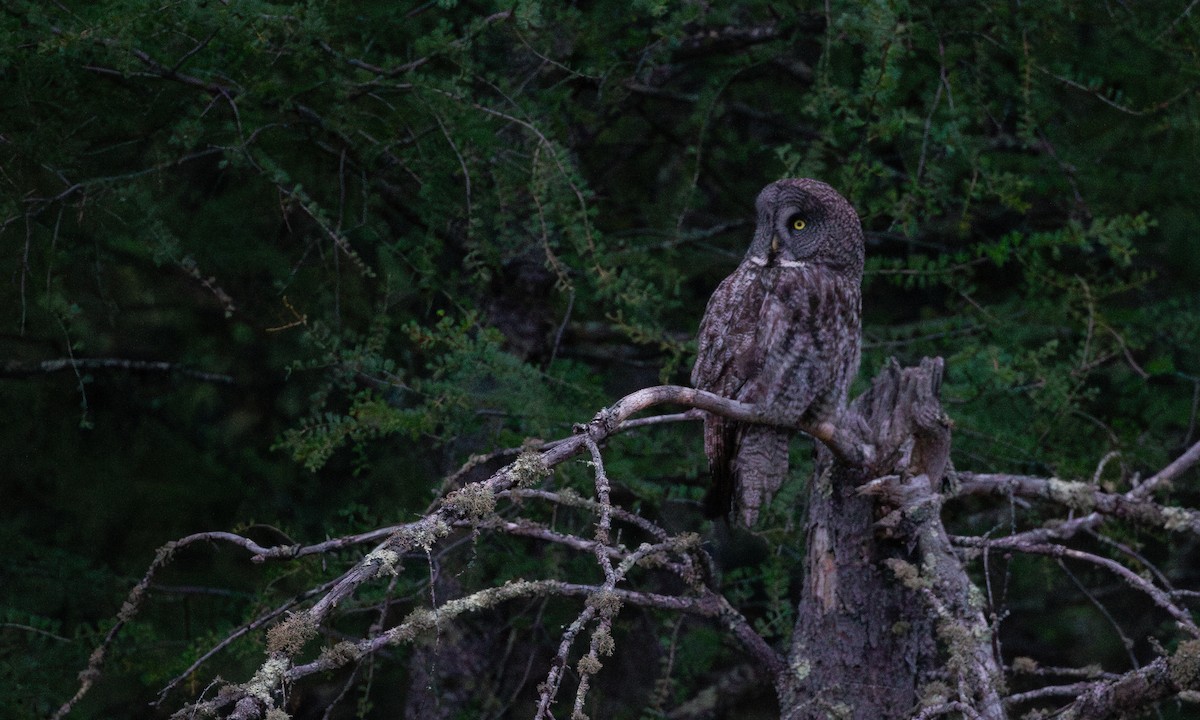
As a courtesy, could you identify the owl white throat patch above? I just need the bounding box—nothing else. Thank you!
[747,256,808,269]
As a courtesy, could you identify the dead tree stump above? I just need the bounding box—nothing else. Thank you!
[780,358,1005,720]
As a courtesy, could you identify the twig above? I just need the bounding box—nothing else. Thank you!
[1053,650,1199,719]
[0,357,234,384]
[953,462,1200,539]
[153,579,340,707]
[913,701,984,720]
[1133,438,1200,499]
[1005,681,1098,705]
[954,538,1198,636]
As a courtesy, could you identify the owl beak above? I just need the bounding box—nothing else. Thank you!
[769,234,780,260]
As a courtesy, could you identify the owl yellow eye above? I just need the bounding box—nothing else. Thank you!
[791,217,807,231]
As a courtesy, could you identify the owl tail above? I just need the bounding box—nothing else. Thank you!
[730,425,790,527]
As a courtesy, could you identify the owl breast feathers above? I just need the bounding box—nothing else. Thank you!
[692,178,864,526]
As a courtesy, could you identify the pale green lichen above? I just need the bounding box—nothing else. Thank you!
[154,541,177,566]
[936,618,976,677]
[884,558,928,591]
[511,449,550,487]
[935,616,1004,694]
[243,654,289,704]
[1162,506,1195,532]
[791,655,811,681]
[387,580,555,647]
[577,653,602,674]
[319,640,361,666]
[1011,656,1039,674]
[117,586,145,623]
[636,554,666,570]
[917,680,950,708]
[363,547,402,578]
[266,613,317,656]
[966,582,985,611]
[443,482,496,520]
[814,465,835,500]
[673,532,701,552]
[1169,639,1200,690]
[921,552,941,580]
[586,590,623,616]
[591,626,615,656]
[385,607,436,645]
[403,607,436,631]
[395,519,451,552]
[1045,478,1096,512]
[265,710,290,720]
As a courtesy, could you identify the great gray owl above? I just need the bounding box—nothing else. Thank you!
[692,178,864,526]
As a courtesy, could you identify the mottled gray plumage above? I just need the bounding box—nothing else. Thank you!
[692,178,864,526]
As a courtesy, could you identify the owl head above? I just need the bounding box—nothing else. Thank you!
[747,178,864,277]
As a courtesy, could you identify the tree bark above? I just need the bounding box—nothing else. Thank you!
[780,358,1005,719]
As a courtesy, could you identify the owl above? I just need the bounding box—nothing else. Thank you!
[692,178,864,526]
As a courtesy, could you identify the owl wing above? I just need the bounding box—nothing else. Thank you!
[691,265,769,519]
[693,264,860,524]
[692,266,766,402]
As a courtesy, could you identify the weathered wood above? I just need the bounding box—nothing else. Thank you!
[781,358,1005,720]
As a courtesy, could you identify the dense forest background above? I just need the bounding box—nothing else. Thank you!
[2,1,1199,718]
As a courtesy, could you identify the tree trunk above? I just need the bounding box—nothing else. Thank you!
[779,358,1006,719]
